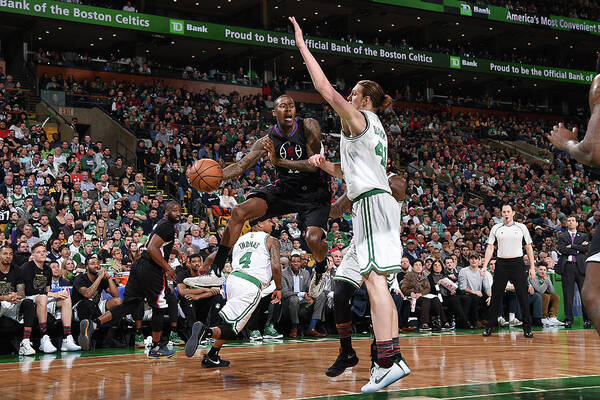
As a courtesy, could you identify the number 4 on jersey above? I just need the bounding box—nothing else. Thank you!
[239,252,252,269]
[375,141,387,167]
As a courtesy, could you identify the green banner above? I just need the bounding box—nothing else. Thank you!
[0,0,596,84]
[373,0,600,35]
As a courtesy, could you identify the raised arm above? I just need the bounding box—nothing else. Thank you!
[289,17,365,136]
[264,118,321,173]
[221,136,267,181]
[548,74,600,166]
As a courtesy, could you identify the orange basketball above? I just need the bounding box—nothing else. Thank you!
[187,159,223,192]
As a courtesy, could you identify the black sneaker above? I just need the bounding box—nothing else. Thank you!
[201,353,230,368]
[101,337,127,348]
[78,319,96,351]
[325,350,359,377]
[482,327,493,337]
[523,329,534,338]
[185,321,210,357]
[148,343,175,359]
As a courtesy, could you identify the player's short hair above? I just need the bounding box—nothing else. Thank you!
[31,242,47,253]
[189,254,203,262]
[274,95,294,105]
[165,200,180,211]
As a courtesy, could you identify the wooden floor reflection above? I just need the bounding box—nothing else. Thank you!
[1,329,598,400]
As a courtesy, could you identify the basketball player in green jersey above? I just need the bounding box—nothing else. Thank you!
[547,54,600,336]
[290,16,410,393]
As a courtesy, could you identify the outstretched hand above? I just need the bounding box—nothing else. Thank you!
[308,154,326,168]
[288,17,305,48]
[547,123,578,151]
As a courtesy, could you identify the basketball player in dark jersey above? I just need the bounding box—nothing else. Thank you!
[548,54,600,335]
[211,95,331,292]
[79,201,182,358]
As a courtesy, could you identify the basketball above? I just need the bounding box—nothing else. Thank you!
[187,159,223,192]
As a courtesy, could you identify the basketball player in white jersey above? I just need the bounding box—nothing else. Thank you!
[290,17,410,393]
[325,174,406,378]
[184,216,282,368]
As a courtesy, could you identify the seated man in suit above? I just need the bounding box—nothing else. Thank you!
[557,216,592,329]
[281,254,326,337]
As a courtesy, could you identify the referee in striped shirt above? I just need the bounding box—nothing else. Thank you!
[482,204,536,338]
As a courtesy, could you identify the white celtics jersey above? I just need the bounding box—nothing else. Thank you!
[340,110,391,201]
[9,193,25,209]
[231,231,272,286]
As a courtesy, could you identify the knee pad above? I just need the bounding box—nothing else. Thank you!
[334,281,357,323]
[217,324,237,340]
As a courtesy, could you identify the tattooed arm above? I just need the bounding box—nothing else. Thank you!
[221,136,267,181]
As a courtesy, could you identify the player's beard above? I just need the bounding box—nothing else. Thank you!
[167,213,179,223]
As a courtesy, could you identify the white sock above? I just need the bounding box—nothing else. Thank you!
[509,313,515,321]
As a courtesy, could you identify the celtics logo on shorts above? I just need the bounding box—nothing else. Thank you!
[279,141,303,160]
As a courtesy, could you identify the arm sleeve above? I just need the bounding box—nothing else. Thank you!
[546,278,555,294]
[483,274,491,293]
[487,225,497,245]
[530,279,543,294]
[519,223,533,245]
[458,269,467,291]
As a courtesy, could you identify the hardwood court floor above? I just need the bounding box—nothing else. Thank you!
[0,329,598,399]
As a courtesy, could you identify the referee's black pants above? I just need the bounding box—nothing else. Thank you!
[486,257,531,330]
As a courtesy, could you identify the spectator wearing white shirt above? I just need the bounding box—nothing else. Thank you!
[402,207,420,225]
[122,1,137,12]
[482,204,535,338]
[219,188,237,210]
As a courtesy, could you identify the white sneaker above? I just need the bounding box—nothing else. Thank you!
[498,317,509,327]
[509,318,523,327]
[61,335,81,351]
[361,359,411,394]
[184,272,225,289]
[550,317,565,326]
[39,335,57,353]
[541,318,550,326]
[309,270,330,298]
[144,336,153,348]
[19,339,36,356]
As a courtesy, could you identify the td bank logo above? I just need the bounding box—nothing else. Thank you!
[169,19,185,34]
[450,56,461,69]
[460,4,472,16]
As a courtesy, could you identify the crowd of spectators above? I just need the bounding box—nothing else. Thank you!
[2,56,597,356]
[486,0,600,21]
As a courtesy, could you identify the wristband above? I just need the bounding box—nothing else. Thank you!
[275,287,282,290]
